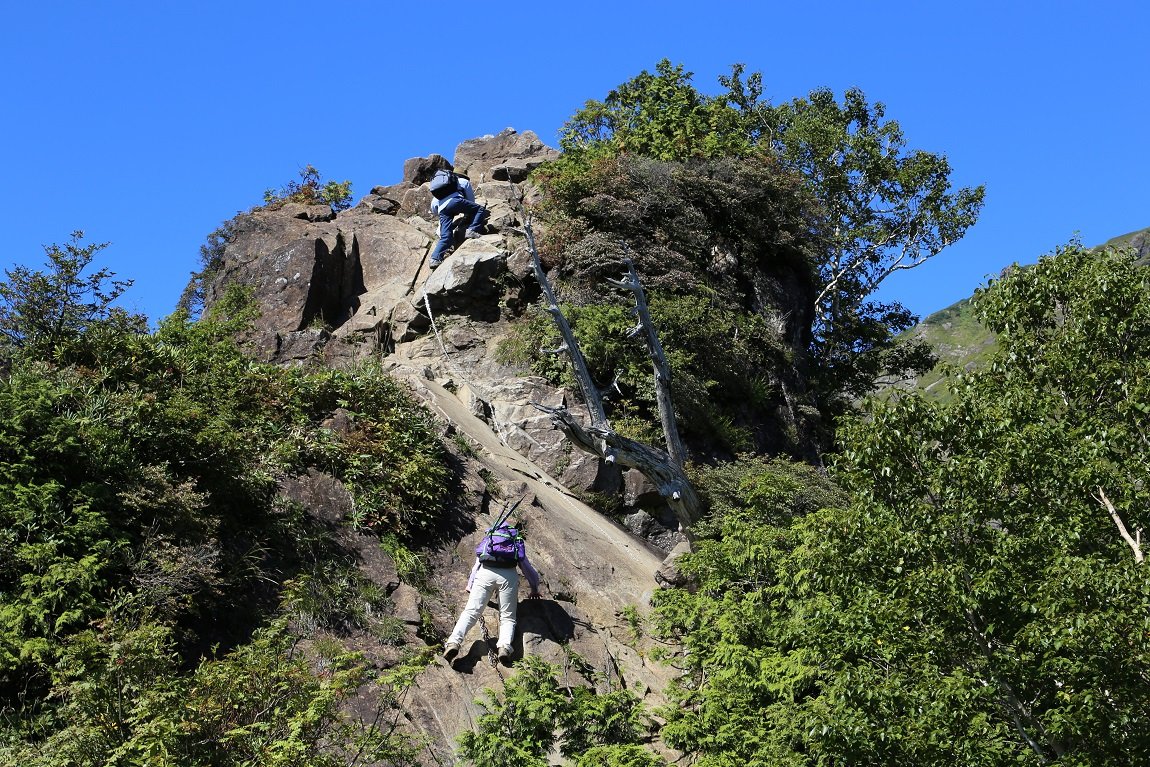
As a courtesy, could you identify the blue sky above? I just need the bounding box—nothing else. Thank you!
[4,1,1147,324]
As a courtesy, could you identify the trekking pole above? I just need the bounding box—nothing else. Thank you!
[489,492,527,532]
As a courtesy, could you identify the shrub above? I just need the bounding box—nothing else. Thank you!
[458,655,664,766]
[0,253,452,760]
[264,164,353,212]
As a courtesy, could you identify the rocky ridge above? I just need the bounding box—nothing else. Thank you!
[202,128,678,536]
[198,128,817,762]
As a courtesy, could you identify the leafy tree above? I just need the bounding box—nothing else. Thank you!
[810,241,1150,763]
[0,231,146,362]
[650,242,1150,764]
[540,61,982,423]
[558,59,749,165]
[720,67,984,410]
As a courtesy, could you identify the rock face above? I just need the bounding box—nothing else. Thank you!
[196,128,816,762]
[201,128,611,489]
[200,124,816,499]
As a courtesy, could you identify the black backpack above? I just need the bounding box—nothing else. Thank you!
[429,169,461,200]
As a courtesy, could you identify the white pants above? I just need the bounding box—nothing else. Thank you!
[447,565,520,649]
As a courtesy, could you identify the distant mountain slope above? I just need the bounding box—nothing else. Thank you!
[890,225,1149,398]
[897,297,997,399]
[1102,226,1150,264]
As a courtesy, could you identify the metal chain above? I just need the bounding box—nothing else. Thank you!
[478,611,507,684]
[422,293,515,448]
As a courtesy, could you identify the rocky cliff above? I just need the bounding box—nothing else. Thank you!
[197,128,819,762]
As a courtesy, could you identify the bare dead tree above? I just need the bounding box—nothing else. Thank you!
[1095,487,1144,564]
[522,221,700,532]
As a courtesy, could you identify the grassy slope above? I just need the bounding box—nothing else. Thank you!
[890,225,1149,400]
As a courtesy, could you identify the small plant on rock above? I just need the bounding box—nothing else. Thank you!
[264,164,353,212]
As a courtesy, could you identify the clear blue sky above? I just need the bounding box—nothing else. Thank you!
[4,1,1147,325]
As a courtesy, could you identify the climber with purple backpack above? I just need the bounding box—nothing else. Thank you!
[443,500,541,666]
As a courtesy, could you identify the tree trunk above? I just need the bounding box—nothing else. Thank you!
[523,222,701,531]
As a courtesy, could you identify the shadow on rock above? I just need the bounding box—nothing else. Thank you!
[518,598,576,644]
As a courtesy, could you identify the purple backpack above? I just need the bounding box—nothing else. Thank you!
[475,525,523,565]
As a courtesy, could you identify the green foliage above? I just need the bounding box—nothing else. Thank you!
[500,285,805,457]
[379,534,433,590]
[263,164,353,212]
[0,251,451,761]
[762,84,977,411]
[527,148,822,456]
[723,68,982,416]
[537,61,981,428]
[0,232,147,363]
[575,744,666,767]
[275,362,451,532]
[3,619,419,767]
[282,565,402,642]
[649,243,1150,764]
[178,218,240,318]
[457,655,664,767]
[558,59,749,165]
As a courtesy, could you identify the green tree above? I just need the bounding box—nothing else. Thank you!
[727,72,984,410]
[652,242,1150,764]
[544,62,981,420]
[0,232,146,361]
[559,59,749,164]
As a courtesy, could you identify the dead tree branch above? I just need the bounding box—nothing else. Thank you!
[1094,487,1144,563]
[524,222,609,430]
[523,220,700,530]
[605,259,686,467]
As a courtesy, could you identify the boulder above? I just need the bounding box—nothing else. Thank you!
[624,509,684,553]
[418,238,508,315]
[279,201,336,222]
[402,153,453,185]
[623,467,662,508]
[452,128,560,183]
[274,328,330,364]
[654,539,695,589]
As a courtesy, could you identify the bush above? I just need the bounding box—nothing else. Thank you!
[263,164,353,212]
[0,253,451,760]
[458,655,664,767]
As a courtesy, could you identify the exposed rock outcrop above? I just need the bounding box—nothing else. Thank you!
[196,127,818,762]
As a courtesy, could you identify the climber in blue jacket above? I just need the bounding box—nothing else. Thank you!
[428,167,489,269]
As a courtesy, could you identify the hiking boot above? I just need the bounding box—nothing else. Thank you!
[497,645,513,664]
[465,228,483,240]
[429,259,442,270]
[443,642,460,662]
